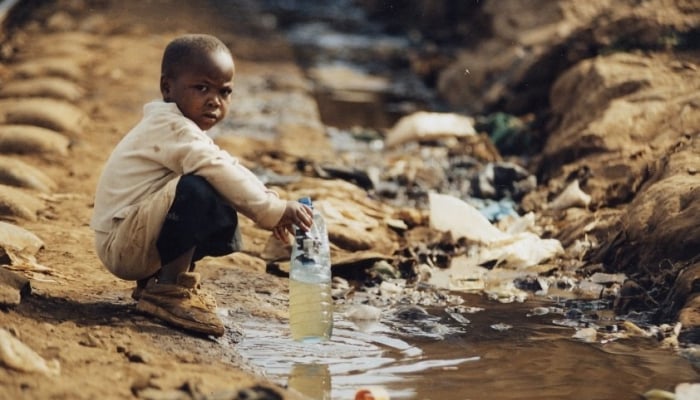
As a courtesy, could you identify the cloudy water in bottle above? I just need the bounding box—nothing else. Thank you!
[289,197,333,342]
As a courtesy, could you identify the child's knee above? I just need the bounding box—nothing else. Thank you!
[177,174,216,201]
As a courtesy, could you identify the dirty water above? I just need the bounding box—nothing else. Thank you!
[224,294,699,400]
[226,1,700,399]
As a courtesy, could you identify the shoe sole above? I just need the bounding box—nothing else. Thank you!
[136,299,225,337]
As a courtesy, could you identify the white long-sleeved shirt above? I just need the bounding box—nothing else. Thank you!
[90,100,286,233]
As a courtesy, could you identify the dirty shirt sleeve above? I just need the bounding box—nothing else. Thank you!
[162,122,286,229]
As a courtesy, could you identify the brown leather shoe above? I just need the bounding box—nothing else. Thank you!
[136,272,224,337]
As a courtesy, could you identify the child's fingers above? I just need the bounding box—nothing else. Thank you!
[294,205,312,231]
[273,226,289,243]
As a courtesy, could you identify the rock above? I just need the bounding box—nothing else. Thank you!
[0,267,30,306]
[197,385,284,400]
[285,177,400,256]
[0,328,60,376]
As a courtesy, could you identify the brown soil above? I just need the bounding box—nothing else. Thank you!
[1,1,312,399]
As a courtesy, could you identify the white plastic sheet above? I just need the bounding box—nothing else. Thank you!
[385,111,476,148]
[429,192,563,269]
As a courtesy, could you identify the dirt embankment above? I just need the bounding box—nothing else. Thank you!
[363,0,700,332]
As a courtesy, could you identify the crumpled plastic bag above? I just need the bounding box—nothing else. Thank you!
[429,192,563,269]
[644,383,700,400]
[385,111,476,148]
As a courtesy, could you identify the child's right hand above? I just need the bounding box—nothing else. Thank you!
[273,201,313,243]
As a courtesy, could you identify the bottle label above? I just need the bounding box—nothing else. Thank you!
[301,237,321,257]
[295,233,322,263]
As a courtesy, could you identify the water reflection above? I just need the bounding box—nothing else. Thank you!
[228,314,477,399]
[288,363,331,400]
[224,295,699,400]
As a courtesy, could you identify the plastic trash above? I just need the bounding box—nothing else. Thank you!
[572,327,597,343]
[385,111,476,148]
[675,383,700,400]
[475,112,533,155]
[429,192,563,269]
[546,179,591,210]
[644,383,700,400]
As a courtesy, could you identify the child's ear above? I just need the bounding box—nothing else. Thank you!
[160,75,171,100]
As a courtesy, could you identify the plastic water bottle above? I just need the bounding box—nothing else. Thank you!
[289,197,333,342]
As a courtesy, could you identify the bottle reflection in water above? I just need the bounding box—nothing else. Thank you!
[288,363,331,400]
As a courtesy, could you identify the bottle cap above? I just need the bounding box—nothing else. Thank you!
[298,196,312,207]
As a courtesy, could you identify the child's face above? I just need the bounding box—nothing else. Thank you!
[161,50,235,131]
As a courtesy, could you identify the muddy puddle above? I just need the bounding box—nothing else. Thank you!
[223,294,698,399]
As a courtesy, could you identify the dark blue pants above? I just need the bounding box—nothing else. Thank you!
[156,175,242,265]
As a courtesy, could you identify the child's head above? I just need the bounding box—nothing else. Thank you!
[160,34,235,131]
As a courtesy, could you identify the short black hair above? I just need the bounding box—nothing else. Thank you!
[161,34,231,78]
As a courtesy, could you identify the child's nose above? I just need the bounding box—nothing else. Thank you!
[207,95,221,107]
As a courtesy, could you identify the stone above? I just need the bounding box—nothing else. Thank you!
[0,267,30,306]
[0,328,60,376]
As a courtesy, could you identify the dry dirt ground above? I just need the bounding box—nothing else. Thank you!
[1,1,316,399]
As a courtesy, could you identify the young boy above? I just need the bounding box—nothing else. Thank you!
[90,34,313,337]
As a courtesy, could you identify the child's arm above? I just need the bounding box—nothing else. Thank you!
[272,201,313,243]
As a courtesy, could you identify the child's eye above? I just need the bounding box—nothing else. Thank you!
[195,85,208,93]
[221,88,232,97]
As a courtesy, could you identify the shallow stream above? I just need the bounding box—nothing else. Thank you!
[226,1,699,398]
[227,294,698,399]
